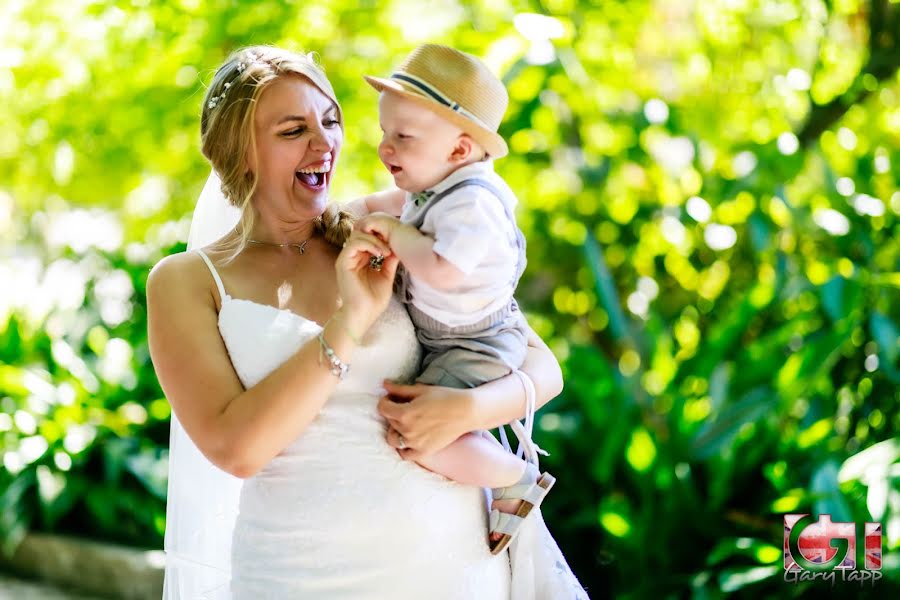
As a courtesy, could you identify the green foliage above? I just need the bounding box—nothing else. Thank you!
[2,0,900,598]
[0,244,174,553]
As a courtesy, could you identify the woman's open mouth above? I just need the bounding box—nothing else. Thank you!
[295,162,331,191]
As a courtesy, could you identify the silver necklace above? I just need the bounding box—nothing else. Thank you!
[248,237,312,254]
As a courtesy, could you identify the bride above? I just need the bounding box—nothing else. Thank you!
[148,45,581,599]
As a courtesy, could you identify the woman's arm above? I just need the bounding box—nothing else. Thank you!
[464,322,563,426]
[148,234,396,479]
[377,319,563,460]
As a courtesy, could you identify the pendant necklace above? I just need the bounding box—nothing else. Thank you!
[248,237,312,254]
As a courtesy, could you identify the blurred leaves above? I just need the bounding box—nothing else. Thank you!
[690,387,775,460]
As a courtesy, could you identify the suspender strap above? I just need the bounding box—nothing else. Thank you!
[397,177,527,303]
[408,178,514,241]
[435,179,527,285]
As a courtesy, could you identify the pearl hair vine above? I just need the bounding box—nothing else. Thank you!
[207,51,265,110]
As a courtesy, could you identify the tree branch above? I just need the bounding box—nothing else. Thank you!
[797,0,900,147]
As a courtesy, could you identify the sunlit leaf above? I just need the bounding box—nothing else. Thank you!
[625,427,656,472]
[811,460,853,523]
[690,387,773,460]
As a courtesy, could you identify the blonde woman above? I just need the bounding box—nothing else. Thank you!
[148,46,564,599]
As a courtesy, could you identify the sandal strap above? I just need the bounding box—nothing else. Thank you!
[492,462,539,501]
[498,370,547,466]
[489,509,524,536]
[493,481,549,505]
[523,482,549,505]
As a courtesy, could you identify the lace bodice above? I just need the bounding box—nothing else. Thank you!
[218,292,421,397]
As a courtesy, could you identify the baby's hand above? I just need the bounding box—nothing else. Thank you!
[355,212,401,245]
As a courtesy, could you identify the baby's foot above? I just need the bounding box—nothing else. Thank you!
[488,462,538,545]
[489,498,523,542]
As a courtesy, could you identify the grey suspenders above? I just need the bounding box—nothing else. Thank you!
[395,177,527,304]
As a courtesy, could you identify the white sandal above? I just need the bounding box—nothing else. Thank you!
[488,370,554,555]
[489,462,556,554]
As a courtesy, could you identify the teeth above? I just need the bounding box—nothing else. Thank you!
[297,163,330,174]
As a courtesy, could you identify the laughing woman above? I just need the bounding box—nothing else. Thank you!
[148,46,565,599]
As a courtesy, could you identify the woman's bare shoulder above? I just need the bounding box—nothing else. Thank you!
[147,250,215,307]
[149,249,202,276]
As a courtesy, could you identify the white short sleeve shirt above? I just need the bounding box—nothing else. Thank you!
[399,160,521,328]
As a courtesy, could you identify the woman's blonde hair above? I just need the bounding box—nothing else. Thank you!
[200,45,353,259]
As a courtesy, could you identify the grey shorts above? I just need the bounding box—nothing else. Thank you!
[407,301,528,389]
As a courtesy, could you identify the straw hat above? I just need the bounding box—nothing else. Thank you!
[364,44,509,159]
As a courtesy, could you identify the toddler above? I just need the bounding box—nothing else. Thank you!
[357,44,555,554]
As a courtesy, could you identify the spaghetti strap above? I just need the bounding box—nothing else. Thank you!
[196,250,229,301]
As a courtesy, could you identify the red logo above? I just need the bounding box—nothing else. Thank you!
[783,514,882,586]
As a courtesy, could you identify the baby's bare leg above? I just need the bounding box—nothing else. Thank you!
[415,431,526,488]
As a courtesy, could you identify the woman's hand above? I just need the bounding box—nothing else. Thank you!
[334,231,399,332]
[377,318,563,463]
[377,380,475,461]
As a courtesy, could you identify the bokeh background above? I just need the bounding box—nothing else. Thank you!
[2,0,899,598]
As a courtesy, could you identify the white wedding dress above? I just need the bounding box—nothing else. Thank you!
[192,250,510,599]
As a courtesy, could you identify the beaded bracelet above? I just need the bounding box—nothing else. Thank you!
[327,312,362,345]
[318,331,350,380]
